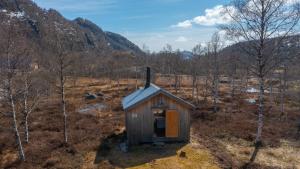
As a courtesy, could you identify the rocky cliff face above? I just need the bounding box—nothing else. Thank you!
[0,0,143,60]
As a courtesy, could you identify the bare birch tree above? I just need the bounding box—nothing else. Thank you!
[279,63,288,120]
[208,32,223,113]
[222,0,300,163]
[0,21,26,161]
[21,72,41,143]
[192,44,204,101]
[48,34,76,143]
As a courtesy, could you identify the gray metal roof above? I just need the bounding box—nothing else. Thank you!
[122,83,194,110]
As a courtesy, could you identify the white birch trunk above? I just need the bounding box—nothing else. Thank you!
[23,77,29,143]
[9,84,25,161]
[255,77,264,144]
[60,65,68,143]
[213,69,219,113]
[204,75,209,102]
[269,78,273,104]
[62,83,67,143]
[24,115,29,143]
[231,76,235,98]
[192,75,196,100]
[280,65,287,120]
[213,77,219,113]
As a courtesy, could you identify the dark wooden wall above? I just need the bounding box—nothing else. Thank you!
[125,93,190,145]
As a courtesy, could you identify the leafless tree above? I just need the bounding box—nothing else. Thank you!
[222,0,300,163]
[200,47,212,104]
[0,21,27,161]
[229,54,238,98]
[277,36,300,119]
[207,32,223,113]
[173,50,184,95]
[279,63,288,120]
[47,33,77,143]
[192,44,205,100]
[21,72,42,143]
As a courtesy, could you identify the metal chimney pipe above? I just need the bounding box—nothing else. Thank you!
[145,67,151,88]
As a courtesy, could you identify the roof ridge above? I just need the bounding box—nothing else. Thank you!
[122,83,194,110]
[150,83,160,89]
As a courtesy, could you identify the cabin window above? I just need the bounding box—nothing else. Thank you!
[159,96,163,105]
[152,96,167,109]
[153,109,164,115]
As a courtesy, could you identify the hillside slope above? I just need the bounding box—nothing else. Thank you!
[0,0,143,59]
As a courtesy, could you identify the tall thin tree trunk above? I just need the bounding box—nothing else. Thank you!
[212,50,219,113]
[213,83,218,113]
[196,82,200,104]
[250,76,264,163]
[178,75,181,95]
[9,86,25,161]
[175,74,178,94]
[168,67,172,89]
[270,77,273,104]
[117,75,120,95]
[231,76,235,98]
[256,76,264,144]
[24,115,29,143]
[60,69,68,143]
[23,77,29,143]
[280,65,287,120]
[192,75,196,100]
[204,75,209,103]
[245,67,249,92]
[62,87,67,143]
[213,74,219,113]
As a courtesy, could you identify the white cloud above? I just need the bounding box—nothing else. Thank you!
[175,36,188,42]
[173,5,234,28]
[172,20,192,28]
[192,5,232,26]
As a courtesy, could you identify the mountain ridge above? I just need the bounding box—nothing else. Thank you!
[0,0,144,58]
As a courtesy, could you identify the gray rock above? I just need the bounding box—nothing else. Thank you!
[153,141,165,147]
[119,142,128,153]
[85,94,97,100]
[245,99,256,104]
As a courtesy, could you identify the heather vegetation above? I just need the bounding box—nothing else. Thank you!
[0,0,300,169]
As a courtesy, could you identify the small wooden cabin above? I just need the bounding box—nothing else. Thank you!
[122,68,194,145]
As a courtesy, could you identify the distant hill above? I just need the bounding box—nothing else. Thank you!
[220,35,300,62]
[179,50,194,59]
[0,0,144,60]
[176,35,300,61]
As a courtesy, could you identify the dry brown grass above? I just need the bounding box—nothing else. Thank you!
[219,139,300,168]
[1,76,300,169]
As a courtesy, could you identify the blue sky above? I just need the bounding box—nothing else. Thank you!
[34,0,230,52]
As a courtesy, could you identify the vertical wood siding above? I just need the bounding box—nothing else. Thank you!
[125,93,191,145]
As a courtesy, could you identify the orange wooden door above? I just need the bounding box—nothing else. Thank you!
[166,110,179,138]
